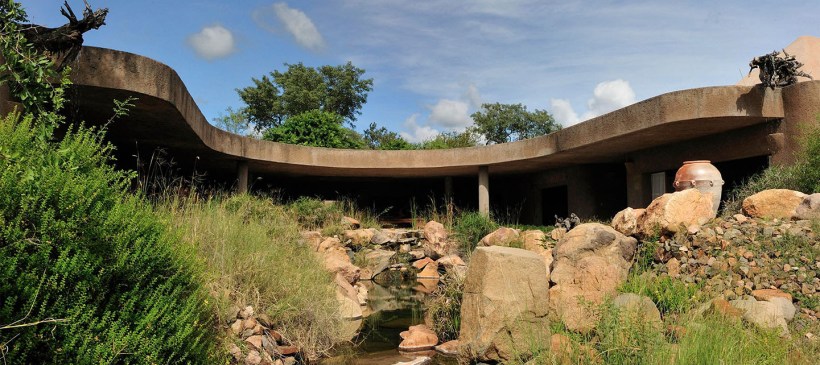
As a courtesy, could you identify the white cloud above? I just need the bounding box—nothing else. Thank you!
[550,79,636,127]
[400,114,440,143]
[549,98,580,126]
[427,99,473,129]
[271,2,325,51]
[586,79,636,117]
[187,25,236,60]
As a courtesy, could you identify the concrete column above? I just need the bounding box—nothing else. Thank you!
[236,160,249,194]
[444,176,453,200]
[625,161,644,208]
[478,166,489,217]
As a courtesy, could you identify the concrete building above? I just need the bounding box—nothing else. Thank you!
[2,37,819,224]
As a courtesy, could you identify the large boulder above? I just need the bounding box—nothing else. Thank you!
[730,298,789,336]
[359,249,394,280]
[478,227,520,247]
[335,274,363,320]
[742,189,807,219]
[611,208,645,236]
[422,220,455,258]
[639,189,715,235]
[795,193,820,220]
[459,246,551,362]
[321,247,361,284]
[549,223,637,333]
[344,229,376,246]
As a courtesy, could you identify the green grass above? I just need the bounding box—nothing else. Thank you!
[161,194,347,359]
[424,275,464,341]
[620,273,701,315]
[452,211,497,254]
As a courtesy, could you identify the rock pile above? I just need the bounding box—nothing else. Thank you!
[227,306,300,365]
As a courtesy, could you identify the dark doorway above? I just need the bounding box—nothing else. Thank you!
[542,186,568,225]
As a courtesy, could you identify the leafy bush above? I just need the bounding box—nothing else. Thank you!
[452,211,497,253]
[0,113,217,363]
[287,196,343,230]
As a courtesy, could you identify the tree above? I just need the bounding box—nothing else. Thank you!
[363,122,413,150]
[212,106,249,135]
[470,102,561,144]
[262,110,365,149]
[237,62,373,131]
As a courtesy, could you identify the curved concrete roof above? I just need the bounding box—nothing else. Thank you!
[69,46,786,178]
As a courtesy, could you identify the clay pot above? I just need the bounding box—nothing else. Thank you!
[673,160,723,214]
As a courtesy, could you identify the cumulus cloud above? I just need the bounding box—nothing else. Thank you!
[550,79,636,126]
[400,114,440,143]
[187,25,236,60]
[257,2,325,51]
[427,99,473,129]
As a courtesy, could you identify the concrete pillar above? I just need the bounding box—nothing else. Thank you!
[625,161,644,208]
[444,176,453,200]
[478,166,489,217]
[236,160,249,194]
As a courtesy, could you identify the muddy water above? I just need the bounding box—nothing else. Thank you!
[322,277,458,365]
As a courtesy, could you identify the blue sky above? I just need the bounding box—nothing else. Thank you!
[21,1,819,141]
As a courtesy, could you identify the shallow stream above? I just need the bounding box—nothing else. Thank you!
[322,277,458,365]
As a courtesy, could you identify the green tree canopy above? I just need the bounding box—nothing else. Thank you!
[212,106,249,135]
[363,122,413,150]
[470,102,561,144]
[262,110,365,149]
[238,62,373,131]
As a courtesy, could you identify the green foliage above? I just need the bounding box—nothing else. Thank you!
[595,301,667,365]
[0,0,71,120]
[212,106,249,135]
[287,196,343,230]
[470,102,561,144]
[262,110,365,148]
[237,62,373,131]
[453,211,497,253]
[0,113,217,364]
[417,129,479,149]
[620,273,701,315]
[722,122,820,215]
[363,122,413,150]
[162,194,346,359]
[671,313,790,365]
[425,275,464,341]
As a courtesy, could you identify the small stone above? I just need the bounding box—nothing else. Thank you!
[434,339,460,355]
[245,350,262,365]
[277,345,299,356]
[243,317,258,330]
[733,214,748,223]
[784,264,792,272]
[806,332,815,340]
[230,319,243,335]
[229,344,243,361]
[245,335,264,350]
[239,306,254,320]
[667,258,681,278]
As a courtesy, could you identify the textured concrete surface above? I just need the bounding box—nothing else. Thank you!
[61,46,791,178]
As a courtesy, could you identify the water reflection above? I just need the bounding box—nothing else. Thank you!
[322,276,457,365]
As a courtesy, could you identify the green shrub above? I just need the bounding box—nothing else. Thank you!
[0,113,217,363]
[672,313,791,364]
[288,196,342,230]
[595,300,668,365]
[453,211,497,253]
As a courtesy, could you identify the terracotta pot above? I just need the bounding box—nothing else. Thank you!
[673,160,723,214]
